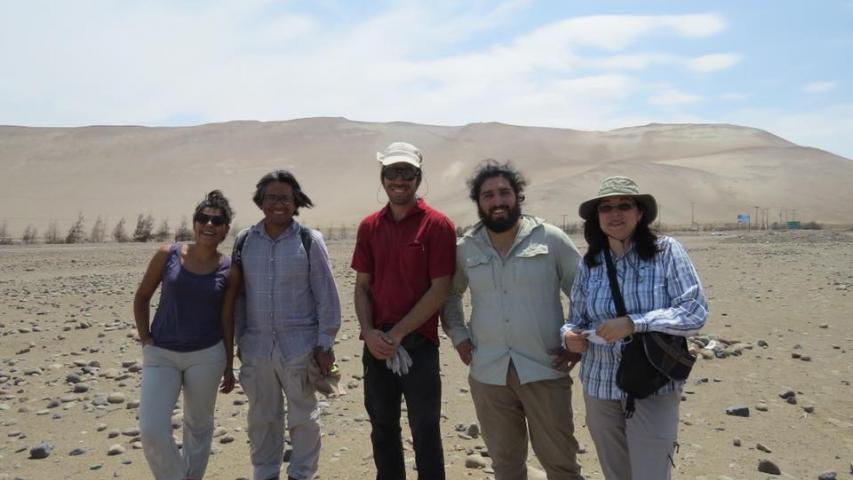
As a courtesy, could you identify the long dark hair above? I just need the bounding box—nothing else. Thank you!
[583,202,659,267]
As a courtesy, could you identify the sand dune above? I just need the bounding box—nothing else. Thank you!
[1,118,851,238]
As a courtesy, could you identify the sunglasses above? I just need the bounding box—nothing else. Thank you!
[382,165,419,181]
[597,202,636,214]
[193,213,228,226]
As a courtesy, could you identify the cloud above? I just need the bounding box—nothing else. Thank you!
[719,92,750,101]
[687,53,741,72]
[803,81,837,93]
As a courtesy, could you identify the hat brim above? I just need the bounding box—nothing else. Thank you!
[376,153,421,168]
[579,193,658,223]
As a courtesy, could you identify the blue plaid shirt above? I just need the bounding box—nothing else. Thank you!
[233,220,341,361]
[562,236,708,400]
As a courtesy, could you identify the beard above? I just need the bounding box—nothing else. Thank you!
[478,203,522,233]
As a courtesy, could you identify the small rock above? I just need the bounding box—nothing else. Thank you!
[69,447,87,456]
[107,393,126,404]
[733,438,741,447]
[465,454,487,469]
[755,403,768,412]
[756,442,772,453]
[778,389,796,399]
[29,442,54,459]
[757,459,781,475]
[818,472,837,480]
[803,404,815,413]
[725,406,749,417]
[107,444,125,455]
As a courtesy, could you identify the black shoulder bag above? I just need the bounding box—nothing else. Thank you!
[604,248,695,418]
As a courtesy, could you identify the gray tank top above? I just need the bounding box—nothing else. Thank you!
[150,243,231,352]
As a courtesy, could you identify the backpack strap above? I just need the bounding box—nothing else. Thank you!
[231,228,250,268]
[299,226,313,267]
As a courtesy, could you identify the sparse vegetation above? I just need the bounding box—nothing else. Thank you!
[22,225,38,244]
[112,218,129,243]
[155,219,171,242]
[44,221,62,244]
[174,216,192,241]
[65,212,86,244]
[90,216,106,242]
[0,221,12,245]
[132,214,156,242]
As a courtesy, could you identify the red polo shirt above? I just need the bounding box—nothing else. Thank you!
[351,198,456,343]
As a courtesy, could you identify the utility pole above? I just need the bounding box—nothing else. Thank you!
[691,202,695,226]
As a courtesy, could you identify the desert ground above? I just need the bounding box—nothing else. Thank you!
[0,230,851,479]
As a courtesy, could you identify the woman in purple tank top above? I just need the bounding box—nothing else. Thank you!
[133,190,237,480]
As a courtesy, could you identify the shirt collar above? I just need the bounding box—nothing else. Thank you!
[380,198,427,222]
[251,218,300,241]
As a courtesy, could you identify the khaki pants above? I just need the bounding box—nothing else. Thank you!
[468,363,582,480]
[584,391,680,480]
[240,349,320,480]
[139,341,226,480]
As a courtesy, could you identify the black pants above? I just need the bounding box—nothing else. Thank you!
[362,335,445,480]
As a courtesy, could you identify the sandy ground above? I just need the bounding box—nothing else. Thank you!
[0,231,851,479]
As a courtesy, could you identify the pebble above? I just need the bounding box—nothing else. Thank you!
[464,454,487,469]
[107,444,126,455]
[818,472,837,480]
[803,404,815,413]
[757,459,781,475]
[29,442,53,459]
[756,442,772,453]
[107,393,126,404]
[69,447,87,456]
[755,403,768,412]
[725,406,749,417]
[732,438,741,447]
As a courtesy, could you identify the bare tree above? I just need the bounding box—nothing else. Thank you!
[113,218,129,243]
[174,216,192,241]
[155,219,171,242]
[65,212,86,244]
[132,214,156,242]
[0,221,12,245]
[22,225,38,244]
[44,221,62,244]
[89,215,106,243]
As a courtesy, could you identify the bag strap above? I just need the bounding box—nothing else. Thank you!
[299,226,313,270]
[603,247,627,317]
[603,247,638,418]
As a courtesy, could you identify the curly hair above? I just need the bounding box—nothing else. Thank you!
[252,170,314,215]
[194,190,234,224]
[466,159,527,203]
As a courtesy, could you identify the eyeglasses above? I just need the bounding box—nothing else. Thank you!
[597,202,636,214]
[193,213,228,226]
[382,165,419,181]
[262,194,295,205]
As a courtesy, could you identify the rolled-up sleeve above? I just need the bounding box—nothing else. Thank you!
[562,258,590,337]
[441,240,471,347]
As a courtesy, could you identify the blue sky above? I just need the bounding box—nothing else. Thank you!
[1,0,851,158]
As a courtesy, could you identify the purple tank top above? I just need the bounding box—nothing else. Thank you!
[150,243,231,352]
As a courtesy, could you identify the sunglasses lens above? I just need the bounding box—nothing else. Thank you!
[210,216,226,226]
[383,166,418,181]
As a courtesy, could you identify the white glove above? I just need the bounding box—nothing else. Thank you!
[385,345,414,376]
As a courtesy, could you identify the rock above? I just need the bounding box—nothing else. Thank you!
[756,442,772,453]
[107,392,126,404]
[818,472,837,480]
[73,383,89,393]
[465,454,487,469]
[786,395,798,405]
[29,442,54,459]
[107,444,125,455]
[69,447,86,456]
[219,434,235,444]
[757,339,769,347]
[466,423,480,439]
[733,438,741,447]
[725,406,749,417]
[778,389,796,399]
[755,403,769,412]
[66,373,82,384]
[757,459,781,475]
[803,404,815,413]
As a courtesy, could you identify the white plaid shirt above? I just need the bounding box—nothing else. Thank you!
[562,236,708,400]
[234,220,341,361]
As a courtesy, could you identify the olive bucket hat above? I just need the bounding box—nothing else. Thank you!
[578,176,658,223]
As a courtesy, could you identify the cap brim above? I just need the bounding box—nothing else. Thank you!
[376,153,421,168]
[579,193,658,223]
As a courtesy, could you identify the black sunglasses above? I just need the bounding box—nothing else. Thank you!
[597,202,636,214]
[193,213,228,226]
[382,165,419,181]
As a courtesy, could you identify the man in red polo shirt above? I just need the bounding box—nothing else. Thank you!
[352,141,456,480]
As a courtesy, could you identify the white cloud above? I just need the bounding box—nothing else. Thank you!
[687,53,741,72]
[649,89,703,106]
[719,92,750,100]
[803,81,837,93]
